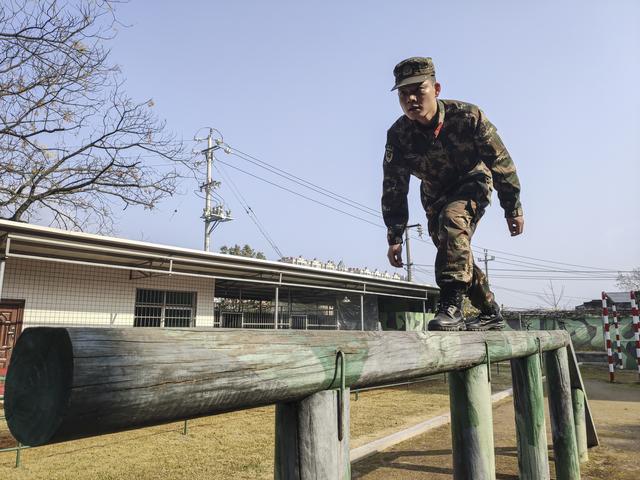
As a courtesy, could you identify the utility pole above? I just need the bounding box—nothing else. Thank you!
[404,223,424,282]
[203,132,214,252]
[199,128,232,251]
[482,248,495,283]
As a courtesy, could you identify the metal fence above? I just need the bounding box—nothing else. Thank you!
[214,310,338,330]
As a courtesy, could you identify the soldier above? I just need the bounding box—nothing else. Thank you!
[382,57,524,331]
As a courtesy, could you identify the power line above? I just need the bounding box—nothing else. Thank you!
[487,257,577,272]
[472,243,612,272]
[216,158,384,229]
[214,139,626,274]
[491,287,546,306]
[412,265,435,278]
[470,248,618,279]
[227,147,380,217]
[410,263,435,270]
[491,284,592,301]
[415,257,622,279]
[489,275,617,281]
[408,265,434,284]
[215,164,284,258]
[477,253,630,274]
[489,268,630,274]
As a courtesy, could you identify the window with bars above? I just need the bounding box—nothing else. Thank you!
[134,289,196,328]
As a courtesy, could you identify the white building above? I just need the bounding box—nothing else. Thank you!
[0,220,437,371]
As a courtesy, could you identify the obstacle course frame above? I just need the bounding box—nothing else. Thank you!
[5,327,597,479]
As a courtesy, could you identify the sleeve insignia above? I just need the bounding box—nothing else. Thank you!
[384,145,394,163]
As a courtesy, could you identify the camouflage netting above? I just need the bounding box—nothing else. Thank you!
[502,311,638,369]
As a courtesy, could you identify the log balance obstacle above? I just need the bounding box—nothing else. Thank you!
[5,327,598,480]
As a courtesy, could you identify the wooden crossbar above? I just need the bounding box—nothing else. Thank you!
[4,327,596,480]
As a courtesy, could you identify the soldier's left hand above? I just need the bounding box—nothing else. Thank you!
[506,216,524,236]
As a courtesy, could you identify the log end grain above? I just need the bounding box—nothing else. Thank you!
[5,327,74,446]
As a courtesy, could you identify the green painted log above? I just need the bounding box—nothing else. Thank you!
[571,388,588,463]
[566,342,599,447]
[510,354,549,479]
[448,364,495,480]
[6,327,571,446]
[275,388,350,480]
[545,347,580,480]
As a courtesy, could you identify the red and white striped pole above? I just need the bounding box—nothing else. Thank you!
[630,291,640,379]
[612,304,623,369]
[602,291,615,382]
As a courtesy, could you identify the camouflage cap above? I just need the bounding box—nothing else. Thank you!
[391,57,436,91]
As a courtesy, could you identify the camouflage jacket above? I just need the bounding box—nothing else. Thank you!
[382,99,522,245]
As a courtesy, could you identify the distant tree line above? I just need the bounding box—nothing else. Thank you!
[219,244,266,260]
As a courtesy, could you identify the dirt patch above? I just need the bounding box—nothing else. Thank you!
[352,365,640,479]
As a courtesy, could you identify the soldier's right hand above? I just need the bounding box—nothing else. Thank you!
[387,244,404,268]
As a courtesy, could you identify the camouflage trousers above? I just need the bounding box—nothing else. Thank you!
[427,198,495,312]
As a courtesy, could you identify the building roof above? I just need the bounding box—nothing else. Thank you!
[0,220,437,303]
[604,292,632,305]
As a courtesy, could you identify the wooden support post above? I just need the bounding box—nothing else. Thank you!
[448,363,495,480]
[545,347,580,480]
[566,342,599,447]
[571,388,588,463]
[510,354,550,480]
[275,388,350,480]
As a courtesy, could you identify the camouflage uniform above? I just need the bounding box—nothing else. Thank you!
[382,98,522,312]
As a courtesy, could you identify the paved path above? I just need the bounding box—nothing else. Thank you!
[352,374,640,479]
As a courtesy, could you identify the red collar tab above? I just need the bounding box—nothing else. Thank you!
[434,122,444,139]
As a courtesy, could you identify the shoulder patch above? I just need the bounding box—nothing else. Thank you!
[384,145,394,163]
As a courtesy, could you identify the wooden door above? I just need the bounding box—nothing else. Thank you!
[0,301,24,373]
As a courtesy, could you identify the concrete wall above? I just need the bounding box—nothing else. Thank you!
[1,257,215,328]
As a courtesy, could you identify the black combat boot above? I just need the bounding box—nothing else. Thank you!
[465,300,505,331]
[428,288,465,331]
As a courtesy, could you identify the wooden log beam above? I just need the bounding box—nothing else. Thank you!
[571,388,588,463]
[448,364,495,480]
[275,388,350,480]
[510,354,550,480]
[5,327,571,446]
[545,346,581,480]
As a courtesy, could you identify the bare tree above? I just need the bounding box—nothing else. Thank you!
[0,0,191,232]
[616,267,640,291]
[537,280,567,310]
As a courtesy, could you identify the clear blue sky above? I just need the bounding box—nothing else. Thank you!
[105,0,639,308]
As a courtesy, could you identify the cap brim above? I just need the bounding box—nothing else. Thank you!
[391,74,432,91]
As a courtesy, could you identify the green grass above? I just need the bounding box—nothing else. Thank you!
[0,363,517,479]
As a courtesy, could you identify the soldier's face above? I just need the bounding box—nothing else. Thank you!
[398,80,440,124]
